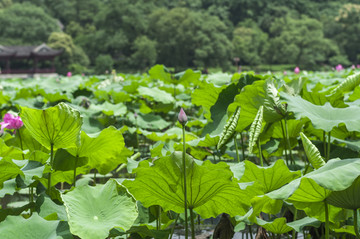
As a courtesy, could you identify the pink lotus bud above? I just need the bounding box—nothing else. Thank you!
[178,108,188,125]
[357,64,360,69]
[283,71,287,75]
[352,65,356,70]
[294,67,300,74]
[67,72,72,77]
[134,112,138,118]
[335,64,343,72]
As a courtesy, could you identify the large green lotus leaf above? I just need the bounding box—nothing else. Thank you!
[302,82,346,108]
[326,176,360,210]
[6,128,48,156]
[0,178,17,197]
[174,68,201,86]
[123,152,249,218]
[138,86,174,104]
[135,113,172,130]
[280,92,360,132]
[202,77,256,136]
[20,102,82,149]
[0,214,61,239]
[149,64,172,83]
[0,158,22,184]
[191,81,226,120]
[67,127,126,174]
[256,217,292,234]
[90,101,127,116]
[18,160,45,187]
[187,134,220,147]
[238,160,300,219]
[53,148,88,171]
[239,160,301,193]
[36,194,67,221]
[231,80,265,132]
[0,138,23,160]
[62,179,138,239]
[110,91,132,103]
[287,217,321,232]
[304,158,360,191]
[139,128,198,142]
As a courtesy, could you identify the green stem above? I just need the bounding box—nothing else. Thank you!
[280,121,289,165]
[240,132,246,160]
[182,125,188,239]
[94,170,97,186]
[234,133,240,162]
[17,128,24,160]
[323,131,327,160]
[324,201,329,239]
[47,143,54,192]
[169,213,180,239]
[326,132,331,162]
[190,207,195,239]
[258,139,263,167]
[292,209,297,239]
[157,205,161,230]
[284,118,294,164]
[249,224,253,239]
[354,209,360,239]
[73,156,78,187]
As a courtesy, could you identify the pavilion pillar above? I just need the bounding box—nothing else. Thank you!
[33,58,38,73]
[51,58,55,73]
[6,59,10,73]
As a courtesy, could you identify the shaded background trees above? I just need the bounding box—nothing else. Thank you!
[0,0,359,73]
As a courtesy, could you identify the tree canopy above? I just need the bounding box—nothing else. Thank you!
[0,0,359,72]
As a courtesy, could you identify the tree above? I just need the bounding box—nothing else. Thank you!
[332,4,360,63]
[0,2,59,45]
[95,54,113,74]
[149,7,233,70]
[47,32,89,74]
[130,36,157,70]
[264,15,346,69]
[232,20,269,66]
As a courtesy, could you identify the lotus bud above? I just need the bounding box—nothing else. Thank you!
[294,67,300,74]
[178,108,188,126]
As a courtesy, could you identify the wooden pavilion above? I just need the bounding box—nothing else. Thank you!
[0,43,62,74]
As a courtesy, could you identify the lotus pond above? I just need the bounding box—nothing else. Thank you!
[1,66,360,239]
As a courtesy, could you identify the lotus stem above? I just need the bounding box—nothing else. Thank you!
[284,118,294,164]
[157,205,161,230]
[234,133,240,162]
[326,132,331,162]
[240,132,246,160]
[280,120,289,165]
[73,155,78,187]
[190,207,195,239]
[48,143,54,192]
[324,201,329,239]
[258,139,263,167]
[169,213,179,239]
[182,125,188,239]
[249,224,253,239]
[17,128,24,160]
[323,131,326,159]
[354,209,360,239]
[292,208,297,239]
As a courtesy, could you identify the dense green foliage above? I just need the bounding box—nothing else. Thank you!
[1,67,360,238]
[1,0,360,73]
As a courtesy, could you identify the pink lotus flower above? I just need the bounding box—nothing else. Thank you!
[283,71,287,75]
[67,72,72,77]
[352,65,356,70]
[357,64,360,69]
[335,64,343,72]
[0,113,23,134]
[294,67,300,74]
[178,108,188,125]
